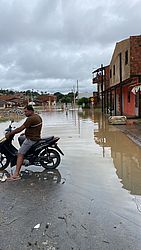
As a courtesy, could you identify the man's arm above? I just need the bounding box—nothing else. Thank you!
[5,124,26,138]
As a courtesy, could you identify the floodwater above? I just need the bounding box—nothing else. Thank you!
[42,109,141,196]
[1,109,141,249]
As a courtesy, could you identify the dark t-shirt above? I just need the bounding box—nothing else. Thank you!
[23,114,42,140]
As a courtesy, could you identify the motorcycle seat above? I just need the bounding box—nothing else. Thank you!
[40,136,54,142]
[26,136,55,154]
[32,136,54,147]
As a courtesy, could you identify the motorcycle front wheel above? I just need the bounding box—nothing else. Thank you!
[39,148,61,169]
[0,153,10,170]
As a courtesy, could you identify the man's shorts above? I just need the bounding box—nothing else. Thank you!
[18,138,37,155]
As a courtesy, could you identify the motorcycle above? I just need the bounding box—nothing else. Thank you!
[0,120,64,171]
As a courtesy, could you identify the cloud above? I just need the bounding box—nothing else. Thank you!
[0,0,140,93]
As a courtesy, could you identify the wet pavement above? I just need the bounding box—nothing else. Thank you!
[1,110,141,249]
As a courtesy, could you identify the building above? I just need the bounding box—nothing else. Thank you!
[92,65,110,110]
[92,35,141,117]
[0,95,28,109]
[36,94,57,109]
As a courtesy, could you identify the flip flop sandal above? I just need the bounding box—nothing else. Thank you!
[7,176,21,181]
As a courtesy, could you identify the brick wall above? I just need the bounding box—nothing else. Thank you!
[130,35,141,76]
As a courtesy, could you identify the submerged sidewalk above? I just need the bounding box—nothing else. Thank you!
[116,119,141,147]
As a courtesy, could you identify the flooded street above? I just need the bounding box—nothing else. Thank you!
[1,109,141,249]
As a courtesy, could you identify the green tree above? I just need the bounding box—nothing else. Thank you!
[54,92,64,102]
[77,97,90,108]
[61,95,72,104]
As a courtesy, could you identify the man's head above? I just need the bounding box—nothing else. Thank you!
[24,105,34,117]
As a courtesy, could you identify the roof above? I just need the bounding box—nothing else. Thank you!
[0,95,21,101]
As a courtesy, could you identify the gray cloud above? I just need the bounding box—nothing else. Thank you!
[0,0,140,93]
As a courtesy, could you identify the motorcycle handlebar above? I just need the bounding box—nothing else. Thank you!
[5,120,15,133]
[5,126,12,133]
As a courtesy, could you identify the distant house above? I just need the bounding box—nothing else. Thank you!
[0,95,28,109]
[92,35,141,117]
[0,100,6,109]
[35,95,57,109]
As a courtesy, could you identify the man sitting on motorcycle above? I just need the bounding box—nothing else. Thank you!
[5,105,42,181]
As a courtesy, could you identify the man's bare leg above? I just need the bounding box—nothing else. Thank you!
[11,154,24,178]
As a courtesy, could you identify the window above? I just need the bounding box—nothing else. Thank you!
[110,69,112,78]
[125,50,128,65]
[113,65,115,75]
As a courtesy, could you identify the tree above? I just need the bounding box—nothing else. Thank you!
[54,92,64,102]
[77,97,90,108]
[61,95,72,104]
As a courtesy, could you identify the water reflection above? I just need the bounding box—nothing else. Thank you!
[20,169,62,183]
[91,109,141,195]
[1,168,63,184]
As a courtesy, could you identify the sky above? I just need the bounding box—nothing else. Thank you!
[0,0,140,94]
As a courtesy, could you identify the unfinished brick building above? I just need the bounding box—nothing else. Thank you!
[92,35,141,117]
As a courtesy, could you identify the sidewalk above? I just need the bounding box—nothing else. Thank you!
[116,119,141,147]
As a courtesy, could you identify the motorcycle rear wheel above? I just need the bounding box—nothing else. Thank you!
[39,148,61,169]
[0,153,10,170]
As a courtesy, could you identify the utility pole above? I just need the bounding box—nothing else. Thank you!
[73,85,76,109]
[77,80,79,100]
[101,64,104,113]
